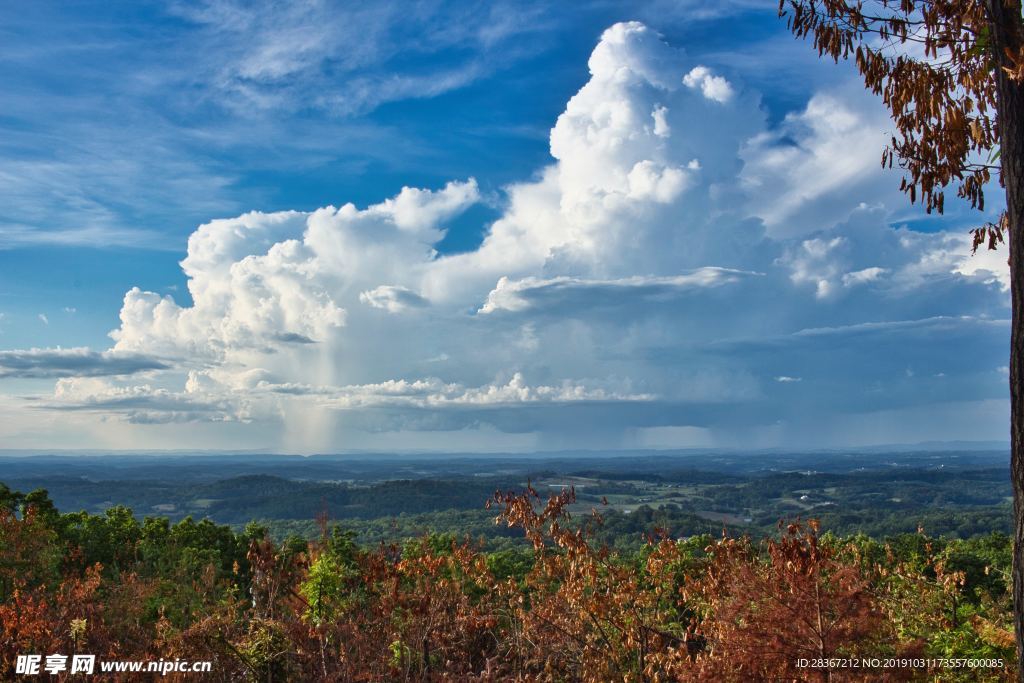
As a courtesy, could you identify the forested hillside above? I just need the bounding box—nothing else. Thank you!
[0,451,1011,542]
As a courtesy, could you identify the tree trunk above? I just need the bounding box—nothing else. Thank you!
[987,1,1024,678]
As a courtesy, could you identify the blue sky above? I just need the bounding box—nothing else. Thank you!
[0,0,1011,452]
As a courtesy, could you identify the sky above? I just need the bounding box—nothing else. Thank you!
[0,0,1011,453]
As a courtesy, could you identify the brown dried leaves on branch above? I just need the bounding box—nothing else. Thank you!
[780,0,1019,245]
[684,521,899,682]
[489,485,693,680]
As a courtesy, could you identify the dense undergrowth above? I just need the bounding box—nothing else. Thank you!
[0,482,1016,681]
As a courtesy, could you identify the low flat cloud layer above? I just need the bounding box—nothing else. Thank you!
[0,22,1009,451]
[0,348,169,379]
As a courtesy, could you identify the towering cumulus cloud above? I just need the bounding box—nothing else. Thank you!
[12,22,1010,451]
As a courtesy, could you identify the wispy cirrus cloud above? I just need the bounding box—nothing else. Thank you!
[0,0,560,252]
[167,0,558,116]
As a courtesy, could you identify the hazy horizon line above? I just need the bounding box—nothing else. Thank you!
[0,439,1009,459]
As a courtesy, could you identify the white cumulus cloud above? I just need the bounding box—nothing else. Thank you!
[682,65,735,103]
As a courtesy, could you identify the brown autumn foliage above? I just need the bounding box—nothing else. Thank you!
[685,522,904,682]
[0,488,1017,681]
[779,0,1021,244]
